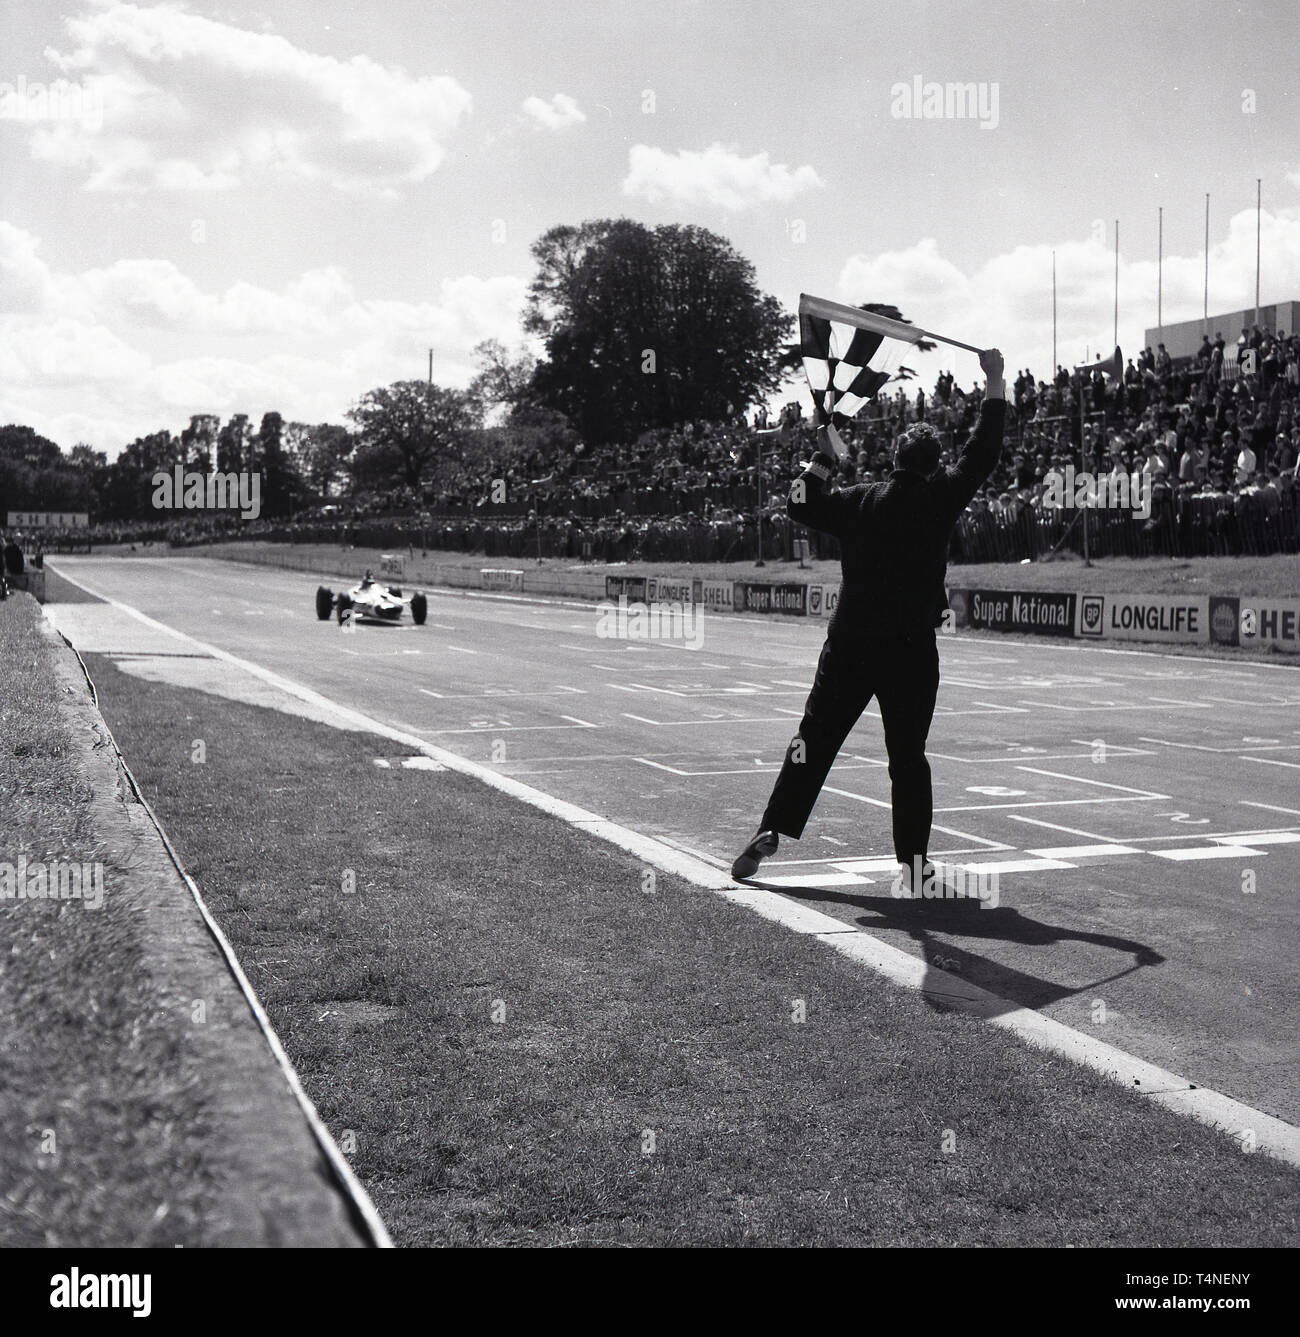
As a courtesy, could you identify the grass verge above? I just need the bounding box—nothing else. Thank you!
[0,593,211,1246]
[85,651,1300,1246]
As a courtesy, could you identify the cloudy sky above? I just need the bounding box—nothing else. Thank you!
[1,0,1297,455]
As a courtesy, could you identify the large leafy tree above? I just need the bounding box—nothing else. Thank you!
[216,413,251,474]
[348,380,481,491]
[524,220,790,443]
[0,424,100,516]
[98,430,179,519]
[180,414,220,472]
[469,339,579,483]
[0,424,64,471]
[253,411,308,517]
[286,422,355,498]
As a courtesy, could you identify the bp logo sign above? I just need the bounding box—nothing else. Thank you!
[1080,594,1104,636]
[808,585,823,616]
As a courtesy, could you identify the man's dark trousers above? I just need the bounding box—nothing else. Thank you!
[760,628,940,864]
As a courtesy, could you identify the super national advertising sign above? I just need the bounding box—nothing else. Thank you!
[1076,593,1210,644]
[480,568,524,591]
[605,575,648,601]
[733,582,808,615]
[966,590,1076,637]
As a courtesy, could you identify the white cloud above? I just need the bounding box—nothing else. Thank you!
[521,93,585,131]
[18,2,472,193]
[835,206,1300,386]
[0,224,527,453]
[622,142,823,211]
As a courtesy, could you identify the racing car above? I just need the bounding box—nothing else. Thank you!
[315,571,428,625]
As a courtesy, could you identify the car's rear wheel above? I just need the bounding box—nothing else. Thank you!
[336,593,352,624]
[410,592,427,625]
[315,586,333,620]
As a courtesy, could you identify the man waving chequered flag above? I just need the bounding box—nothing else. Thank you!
[731,298,1003,890]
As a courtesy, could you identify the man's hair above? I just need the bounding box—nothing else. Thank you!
[895,423,942,476]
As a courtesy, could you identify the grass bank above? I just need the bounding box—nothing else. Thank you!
[0,593,211,1246]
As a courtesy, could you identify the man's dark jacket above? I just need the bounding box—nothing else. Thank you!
[788,399,1005,644]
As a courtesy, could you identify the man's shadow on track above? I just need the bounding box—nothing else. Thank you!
[748,879,1164,1017]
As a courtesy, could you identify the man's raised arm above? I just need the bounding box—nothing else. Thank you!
[786,425,857,539]
[942,347,1006,512]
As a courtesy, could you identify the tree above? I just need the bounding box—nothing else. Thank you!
[288,422,354,498]
[100,430,179,519]
[347,381,481,491]
[470,339,539,416]
[468,339,578,482]
[216,414,250,474]
[180,414,220,472]
[0,425,99,517]
[67,443,107,472]
[254,411,306,517]
[524,219,791,443]
[0,424,64,471]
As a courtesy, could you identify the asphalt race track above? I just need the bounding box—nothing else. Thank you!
[46,556,1300,1130]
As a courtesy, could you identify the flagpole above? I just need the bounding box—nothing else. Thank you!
[1113,218,1119,350]
[1157,206,1163,328]
[1203,194,1210,324]
[798,293,987,356]
[1255,178,1261,326]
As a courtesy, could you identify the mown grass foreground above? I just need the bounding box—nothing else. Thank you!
[85,650,1300,1247]
[0,594,211,1246]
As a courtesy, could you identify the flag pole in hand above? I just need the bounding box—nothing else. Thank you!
[799,293,988,356]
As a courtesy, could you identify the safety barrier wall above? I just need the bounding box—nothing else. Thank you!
[198,545,1296,652]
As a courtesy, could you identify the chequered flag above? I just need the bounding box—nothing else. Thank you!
[798,294,923,451]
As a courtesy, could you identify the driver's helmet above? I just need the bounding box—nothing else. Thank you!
[362,569,374,583]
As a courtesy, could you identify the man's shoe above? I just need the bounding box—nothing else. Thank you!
[732,829,779,880]
[898,856,937,897]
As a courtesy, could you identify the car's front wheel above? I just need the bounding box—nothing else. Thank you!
[410,592,427,625]
[315,586,333,620]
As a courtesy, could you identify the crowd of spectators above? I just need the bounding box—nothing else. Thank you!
[277,320,1300,564]
[9,322,1298,568]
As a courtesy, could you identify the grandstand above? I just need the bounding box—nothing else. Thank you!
[184,318,1300,567]
[8,319,1298,571]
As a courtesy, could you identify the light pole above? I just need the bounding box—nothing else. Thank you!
[754,427,765,568]
[528,472,553,567]
[750,408,798,568]
[1074,348,1121,566]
